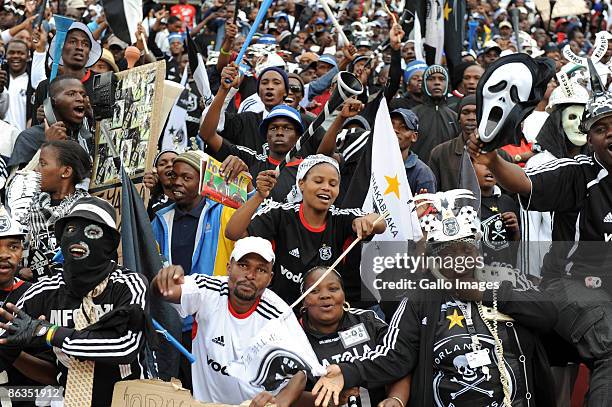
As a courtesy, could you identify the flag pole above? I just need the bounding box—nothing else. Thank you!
[290,211,388,308]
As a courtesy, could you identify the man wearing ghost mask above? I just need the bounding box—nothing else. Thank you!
[469,59,612,405]
[0,196,150,406]
[519,81,590,277]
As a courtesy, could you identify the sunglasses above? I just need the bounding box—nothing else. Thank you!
[289,85,303,93]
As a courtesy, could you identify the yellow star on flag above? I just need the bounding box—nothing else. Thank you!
[490,206,499,212]
[444,1,452,20]
[447,309,465,330]
[384,174,400,199]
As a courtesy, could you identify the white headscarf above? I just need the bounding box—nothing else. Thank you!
[286,155,340,203]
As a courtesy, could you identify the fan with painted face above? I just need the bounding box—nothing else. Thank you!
[476,53,556,152]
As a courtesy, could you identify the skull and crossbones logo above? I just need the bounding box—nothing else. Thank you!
[450,354,493,400]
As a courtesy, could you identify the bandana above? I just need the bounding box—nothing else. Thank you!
[286,155,340,203]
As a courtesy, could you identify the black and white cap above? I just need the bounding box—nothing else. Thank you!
[580,59,612,132]
[0,205,25,238]
[54,196,118,240]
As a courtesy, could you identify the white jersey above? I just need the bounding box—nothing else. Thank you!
[172,275,290,404]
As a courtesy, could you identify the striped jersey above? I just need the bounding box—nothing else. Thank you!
[520,154,612,282]
[0,264,149,406]
[172,275,289,403]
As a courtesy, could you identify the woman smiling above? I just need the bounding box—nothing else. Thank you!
[301,266,410,407]
[225,154,386,305]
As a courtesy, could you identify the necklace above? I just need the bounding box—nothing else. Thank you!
[476,289,512,407]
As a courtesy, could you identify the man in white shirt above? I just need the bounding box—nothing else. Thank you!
[153,236,307,406]
[1,39,29,131]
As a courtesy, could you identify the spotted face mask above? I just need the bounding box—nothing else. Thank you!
[562,105,587,146]
[476,54,556,151]
[60,218,117,297]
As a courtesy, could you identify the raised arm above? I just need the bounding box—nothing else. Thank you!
[199,63,240,152]
[467,133,531,195]
[225,170,278,240]
[317,97,364,156]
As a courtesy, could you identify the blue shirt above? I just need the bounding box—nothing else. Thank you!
[170,197,206,275]
[404,151,437,194]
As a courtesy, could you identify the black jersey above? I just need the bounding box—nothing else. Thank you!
[0,264,149,406]
[480,193,519,268]
[521,154,612,284]
[248,202,366,305]
[216,140,302,202]
[302,308,388,407]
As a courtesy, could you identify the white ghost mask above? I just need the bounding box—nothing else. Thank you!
[562,104,587,146]
[478,62,533,142]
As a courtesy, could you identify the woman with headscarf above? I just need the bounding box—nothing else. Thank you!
[20,140,91,281]
[311,189,557,407]
[225,154,386,305]
[300,266,411,407]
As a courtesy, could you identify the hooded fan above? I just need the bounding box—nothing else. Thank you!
[476,54,556,152]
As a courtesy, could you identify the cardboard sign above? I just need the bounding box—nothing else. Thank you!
[111,379,252,407]
[90,61,166,192]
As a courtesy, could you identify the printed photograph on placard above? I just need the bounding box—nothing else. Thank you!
[90,61,166,191]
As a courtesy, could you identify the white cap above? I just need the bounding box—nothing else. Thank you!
[0,206,25,238]
[231,237,275,264]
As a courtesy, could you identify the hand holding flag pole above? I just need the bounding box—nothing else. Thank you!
[224,0,274,84]
[290,211,388,308]
[319,0,349,46]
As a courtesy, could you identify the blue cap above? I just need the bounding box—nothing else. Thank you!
[275,12,289,21]
[318,54,337,68]
[315,17,326,24]
[403,60,427,82]
[258,34,277,45]
[391,108,419,131]
[259,105,304,138]
[168,33,183,44]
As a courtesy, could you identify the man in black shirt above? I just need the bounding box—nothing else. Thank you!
[0,196,150,406]
[467,65,612,405]
[202,102,308,202]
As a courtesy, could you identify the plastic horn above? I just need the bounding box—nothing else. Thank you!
[319,0,349,46]
[276,71,363,172]
[124,46,141,68]
[510,8,521,53]
[224,0,274,84]
[152,319,196,364]
[467,19,478,51]
[50,15,75,82]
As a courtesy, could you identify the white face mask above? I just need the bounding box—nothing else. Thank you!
[562,105,587,146]
[478,62,533,142]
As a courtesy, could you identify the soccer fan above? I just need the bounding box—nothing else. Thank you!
[0,196,150,406]
[225,155,386,305]
[152,236,308,404]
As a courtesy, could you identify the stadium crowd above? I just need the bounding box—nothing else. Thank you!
[0,0,611,405]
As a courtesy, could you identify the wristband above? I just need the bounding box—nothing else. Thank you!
[390,397,404,407]
[45,325,59,347]
[220,47,231,56]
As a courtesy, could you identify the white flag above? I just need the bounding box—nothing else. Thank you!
[424,0,444,64]
[227,311,326,394]
[161,66,189,152]
[361,98,423,300]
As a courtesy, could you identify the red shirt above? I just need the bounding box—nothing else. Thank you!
[501,137,532,168]
[170,4,196,29]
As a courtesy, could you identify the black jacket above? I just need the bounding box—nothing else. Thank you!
[410,69,459,164]
[339,281,557,407]
[0,264,150,406]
